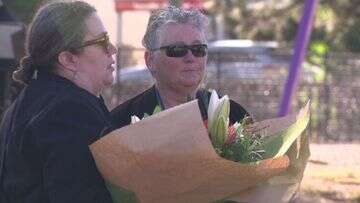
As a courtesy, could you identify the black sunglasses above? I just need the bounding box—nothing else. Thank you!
[151,44,207,57]
[75,34,111,53]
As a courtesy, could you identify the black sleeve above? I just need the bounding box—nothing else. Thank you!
[30,100,113,203]
[110,86,159,130]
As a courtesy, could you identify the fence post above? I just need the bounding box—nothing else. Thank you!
[278,0,319,116]
[322,52,330,142]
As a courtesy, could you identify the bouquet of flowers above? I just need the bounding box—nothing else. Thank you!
[206,90,265,163]
[90,95,310,203]
[205,90,310,164]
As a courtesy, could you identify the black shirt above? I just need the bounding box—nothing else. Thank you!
[111,85,249,129]
[0,71,113,203]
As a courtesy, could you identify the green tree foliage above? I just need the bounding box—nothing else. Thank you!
[342,20,360,52]
[205,0,360,52]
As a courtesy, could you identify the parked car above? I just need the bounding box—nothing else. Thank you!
[207,39,288,67]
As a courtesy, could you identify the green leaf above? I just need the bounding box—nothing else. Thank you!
[106,182,138,203]
[143,113,150,118]
[141,106,161,119]
[217,116,228,147]
[153,105,162,114]
[262,102,310,159]
[210,115,228,149]
[234,122,242,136]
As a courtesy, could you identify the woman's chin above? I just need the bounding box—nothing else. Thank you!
[181,79,201,89]
[103,77,114,87]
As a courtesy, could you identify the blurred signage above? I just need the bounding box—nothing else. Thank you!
[115,0,203,11]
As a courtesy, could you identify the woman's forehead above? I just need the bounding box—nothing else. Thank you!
[158,23,205,44]
[84,13,107,40]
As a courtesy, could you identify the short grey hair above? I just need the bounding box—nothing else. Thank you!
[142,6,208,50]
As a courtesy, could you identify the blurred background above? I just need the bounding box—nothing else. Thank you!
[1,0,359,202]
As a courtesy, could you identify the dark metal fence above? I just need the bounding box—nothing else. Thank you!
[93,48,360,142]
[1,43,359,142]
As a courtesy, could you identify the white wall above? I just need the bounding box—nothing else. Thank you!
[80,0,118,46]
[120,11,149,48]
[81,0,150,49]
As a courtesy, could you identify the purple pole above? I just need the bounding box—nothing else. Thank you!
[278,0,319,117]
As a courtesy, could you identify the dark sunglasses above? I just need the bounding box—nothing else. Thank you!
[75,34,111,53]
[151,44,207,57]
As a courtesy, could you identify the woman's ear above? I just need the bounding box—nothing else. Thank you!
[144,51,156,74]
[57,51,78,72]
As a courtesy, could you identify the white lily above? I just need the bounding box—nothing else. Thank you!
[207,89,219,129]
[131,115,141,124]
[207,90,230,148]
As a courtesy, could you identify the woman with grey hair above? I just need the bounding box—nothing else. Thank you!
[111,5,249,130]
[111,5,307,203]
[110,6,249,202]
[0,1,116,202]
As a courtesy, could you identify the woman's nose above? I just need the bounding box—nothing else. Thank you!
[108,42,117,55]
[183,49,195,63]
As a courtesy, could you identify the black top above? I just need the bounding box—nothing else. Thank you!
[0,71,113,203]
[111,85,249,129]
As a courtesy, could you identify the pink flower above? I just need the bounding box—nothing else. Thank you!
[224,125,237,146]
